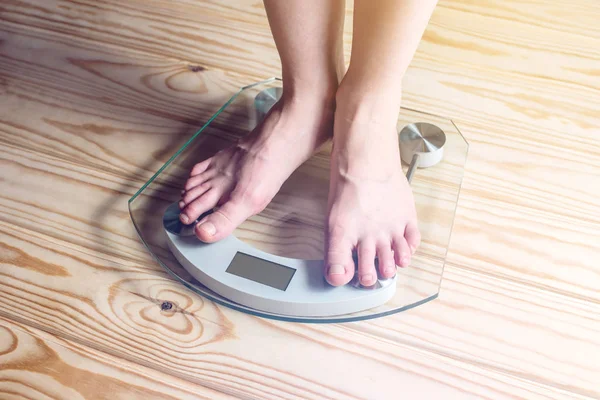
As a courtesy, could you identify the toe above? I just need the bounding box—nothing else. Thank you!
[325,232,355,287]
[393,235,411,268]
[190,158,212,176]
[180,188,221,224]
[404,222,421,255]
[377,241,396,279]
[184,170,216,191]
[357,241,377,286]
[181,181,211,207]
[195,199,252,243]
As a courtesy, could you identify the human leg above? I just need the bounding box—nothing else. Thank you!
[325,0,438,286]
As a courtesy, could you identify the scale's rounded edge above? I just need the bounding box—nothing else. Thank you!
[158,251,438,324]
[165,227,398,319]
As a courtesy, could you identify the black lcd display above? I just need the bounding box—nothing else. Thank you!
[226,252,296,291]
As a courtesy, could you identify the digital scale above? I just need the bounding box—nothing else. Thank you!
[129,78,468,323]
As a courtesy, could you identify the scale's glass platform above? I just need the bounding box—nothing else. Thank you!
[129,78,468,323]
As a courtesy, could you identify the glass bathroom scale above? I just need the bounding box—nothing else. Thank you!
[129,78,468,323]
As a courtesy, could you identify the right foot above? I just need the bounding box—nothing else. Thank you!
[179,90,334,242]
[324,81,421,287]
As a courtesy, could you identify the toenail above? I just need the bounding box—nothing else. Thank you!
[178,201,185,209]
[180,214,189,224]
[328,264,345,276]
[199,222,216,236]
[360,274,373,284]
[401,257,410,266]
[384,267,396,276]
[410,245,416,255]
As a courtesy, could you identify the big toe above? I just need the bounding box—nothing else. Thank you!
[195,200,252,243]
[325,233,355,286]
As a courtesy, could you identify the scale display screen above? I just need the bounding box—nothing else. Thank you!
[226,252,296,291]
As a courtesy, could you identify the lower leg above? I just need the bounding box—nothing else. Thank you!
[339,0,438,120]
[325,0,437,286]
[264,0,345,100]
[180,0,345,242]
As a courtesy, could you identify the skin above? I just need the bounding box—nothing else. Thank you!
[179,0,438,287]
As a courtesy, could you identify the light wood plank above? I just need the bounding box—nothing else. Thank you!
[355,266,600,398]
[0,317,237,400]
[0,0,279,79]
[0,27,250,176]
[442,0,600,40]
[2,0,598,126]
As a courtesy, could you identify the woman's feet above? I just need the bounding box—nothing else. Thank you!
[324,82,421,287]
[179,90,334,243]
[180,80,421,287]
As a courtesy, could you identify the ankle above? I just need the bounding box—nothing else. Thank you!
[335,72,403,126]
[280,89,337,119]
[281,75,338,107]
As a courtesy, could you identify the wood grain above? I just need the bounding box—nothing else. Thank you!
[0,317,236,400]
[0,27,249,176]
[1,0,599,399]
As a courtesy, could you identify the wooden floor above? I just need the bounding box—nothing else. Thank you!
[1,0,599,399]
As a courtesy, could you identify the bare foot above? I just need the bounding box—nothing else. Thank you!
[179,91,334,242]
[325,85,421,287]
